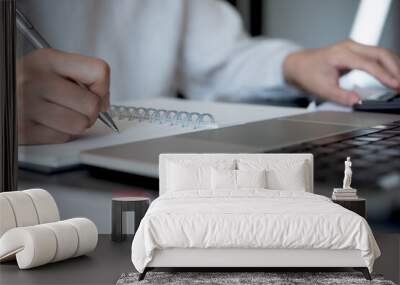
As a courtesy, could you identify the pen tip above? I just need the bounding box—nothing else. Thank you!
[98,112,119,133]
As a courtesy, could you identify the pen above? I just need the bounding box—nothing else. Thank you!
[16,9,119,133]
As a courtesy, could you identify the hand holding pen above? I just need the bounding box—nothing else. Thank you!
[16,9,119,145]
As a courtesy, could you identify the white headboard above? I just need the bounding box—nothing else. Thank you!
[159,154,314,195]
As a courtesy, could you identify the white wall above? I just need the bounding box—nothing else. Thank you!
[263,0,400,51]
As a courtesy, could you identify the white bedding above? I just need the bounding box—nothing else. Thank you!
[131,190,380,273]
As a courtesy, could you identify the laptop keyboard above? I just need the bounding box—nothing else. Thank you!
[270,120,400,189]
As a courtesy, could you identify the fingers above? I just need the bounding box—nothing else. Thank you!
[348,41,400,83]
[17,49,109,145]
[325,86,360,106]
[40,76,102,126]
[283,40,400,107]
[29,100,90,136]
[40,48,111,111]
[19,123,72,145]
[342,51,399,89]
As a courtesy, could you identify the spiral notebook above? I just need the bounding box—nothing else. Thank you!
[18,98,306,173]
[109,104,217,129]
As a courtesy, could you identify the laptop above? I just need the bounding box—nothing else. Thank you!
[82,0,396,178]
[81,1,399,227]
[81,110,399,176]
[82,110,400,228]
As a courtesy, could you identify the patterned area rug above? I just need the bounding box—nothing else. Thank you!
[117,272,396,285]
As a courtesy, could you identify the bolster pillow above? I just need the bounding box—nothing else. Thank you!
[0,189,60,237]
[0,218,98,269]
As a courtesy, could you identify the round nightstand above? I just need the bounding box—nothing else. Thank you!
[332,198,366,218]
[112,197,150,242]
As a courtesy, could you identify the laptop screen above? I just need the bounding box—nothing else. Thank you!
[350,0,392,45]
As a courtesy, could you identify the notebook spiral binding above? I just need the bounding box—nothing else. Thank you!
[109,105,218,129]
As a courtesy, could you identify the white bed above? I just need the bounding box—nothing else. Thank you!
[131,154,380,281]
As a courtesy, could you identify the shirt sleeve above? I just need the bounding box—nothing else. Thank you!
[177,0,303,101]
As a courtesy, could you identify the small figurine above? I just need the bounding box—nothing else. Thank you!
[333,157,358,200]
[343,157,353,189]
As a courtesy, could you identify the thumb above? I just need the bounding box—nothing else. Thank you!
[326,86,361,106]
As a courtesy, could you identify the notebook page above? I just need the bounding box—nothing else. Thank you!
[18,119,200,168]
[18,98,306,169]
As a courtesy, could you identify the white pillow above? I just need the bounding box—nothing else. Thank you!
[167,160,235,191]
[238,159,309,192]
[211,169,268,190]
[167,163,210,191]
[211,169,236,190]
[237,169,267,189]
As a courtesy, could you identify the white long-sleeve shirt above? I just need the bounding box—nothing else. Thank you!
[18,0,301,103]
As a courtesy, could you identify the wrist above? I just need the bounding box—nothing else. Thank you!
[283,51,302,87]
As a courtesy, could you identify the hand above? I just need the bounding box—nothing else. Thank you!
[283,39,400,106]
[17,48,110,145]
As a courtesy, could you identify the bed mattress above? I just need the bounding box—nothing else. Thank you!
[131,190,380,273]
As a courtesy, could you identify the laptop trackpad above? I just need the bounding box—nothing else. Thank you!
[182,119,356,151]
[82,118,356,176]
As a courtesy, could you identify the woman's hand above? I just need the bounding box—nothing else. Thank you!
[283,39,400,106]
[17,48,110,145]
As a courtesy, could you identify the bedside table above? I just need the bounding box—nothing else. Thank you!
[332,198,366,218]
[112,197,150,242]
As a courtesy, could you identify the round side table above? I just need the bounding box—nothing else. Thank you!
[112,197,150,242]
